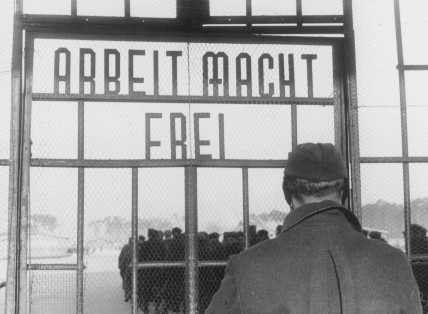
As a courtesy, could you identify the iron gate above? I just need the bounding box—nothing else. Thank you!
[15,32,347,314]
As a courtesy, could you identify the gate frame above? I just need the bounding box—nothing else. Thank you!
[6,1,360,314]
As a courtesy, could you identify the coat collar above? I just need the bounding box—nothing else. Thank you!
[282,200,362,233]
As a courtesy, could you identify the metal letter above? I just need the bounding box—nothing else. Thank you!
[301,54,317,98]
[79,48,96,95]
[202,52,229,97]
[194,112,212,160]
[258,53,274,97]
[145,113,162,159]
[236,53,252,97]
[104,49,121,95]
[166,51,183,96]
[129,50,146,96]
[170,113,187,160]
[54,48,71,95]
[279,53,295,97]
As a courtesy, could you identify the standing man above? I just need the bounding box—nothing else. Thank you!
[206,143,422,314]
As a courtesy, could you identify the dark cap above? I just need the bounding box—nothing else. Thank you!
[284,143,347,182]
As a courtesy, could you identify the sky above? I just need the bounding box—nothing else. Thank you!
[0,0,427,243]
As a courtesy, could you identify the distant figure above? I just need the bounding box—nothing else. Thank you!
[138,229,166,312]
[276,225,283,237]
[249,225,257,246]
[164,227,185,313]
[256,229,269,243]
[369,231,387,242]
[207,143,422,314]
[118,238,132,302]
[409,224,428,312]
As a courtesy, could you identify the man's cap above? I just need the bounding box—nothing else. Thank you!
[284,143,347,182]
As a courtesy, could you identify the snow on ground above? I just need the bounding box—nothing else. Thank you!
[0,250,137,314]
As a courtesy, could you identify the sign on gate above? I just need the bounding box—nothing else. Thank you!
[31,37,337,161]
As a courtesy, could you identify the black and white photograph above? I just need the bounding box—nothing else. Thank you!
[0,0,427,313]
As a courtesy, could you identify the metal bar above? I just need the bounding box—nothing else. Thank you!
[30,159,290,168]
[360,157,428,163]
[343,0,361,221]
[245,0,252,29]
[296,0,303,28]
[32,94,335,105]
[185,166,198,314]
[23,22,344,35]
[21,14,345,26]
[135,260,228,268]
[137,261,186,268]
[6,1,24,312]
[124,0,130,17]
[207,15,344,24]
[27,264,78,271]
[410,256,428,263]
[17,33,34,314]
[291,105,298,150]
[131,168,138,314]
[71,0,77,16]
[394,0,412,258]
[333,43,346,153]
[242,168,250,249]
[76,99,85,314]
[0,160,9,166]
[399,65,428,71]
[28,31,342,45]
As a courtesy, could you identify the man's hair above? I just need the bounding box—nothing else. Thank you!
[283,177,346,200]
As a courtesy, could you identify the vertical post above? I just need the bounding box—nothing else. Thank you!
[71,0,77,16]
[332,43,347,156]
[291,106,298,150]
[17,31,34,314]
[343,0,362,220]
[77,101,85,314]
[124,0,130,17]
[131,168,138,314]
[245,0,252,29]
[242,168,250,249]
[185,166,198,314]
[394,0,411,257]
[296,0,303,28]
[5,0,24,312]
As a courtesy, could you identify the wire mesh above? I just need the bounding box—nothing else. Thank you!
[297,105,334,144]
[189,104,291,160]
[360,164,405,250]
[77,0,125,17]
[248,169,288,241]
[31,101,78,159]
[405,71,428,108]
[400,0,428,65]
[0,166,9,313]
[83,169,132,314]
[411,261,428,313]
[29,270,76,314]
[188,42,334,98]
[130,0,176,18]
[29,168,77,263]
[409,164,428,258]
[407,107,428,157]
[251,0,296,16]
[24,0,71,15]
[358,107,403,157]
[353,0,400,108]
[0,75,11,160]
[137,168,186,312]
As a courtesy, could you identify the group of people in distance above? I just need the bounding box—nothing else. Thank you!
[118,225,273,313]
[119,143,426,313]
